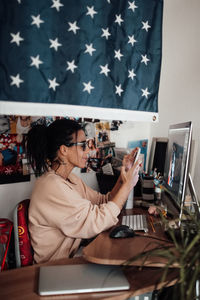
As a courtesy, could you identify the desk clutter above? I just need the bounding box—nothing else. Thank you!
[141,175,155,201]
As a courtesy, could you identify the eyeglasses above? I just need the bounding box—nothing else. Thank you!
[66,141,88,151]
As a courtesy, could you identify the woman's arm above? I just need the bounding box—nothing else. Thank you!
[110,160,140,210]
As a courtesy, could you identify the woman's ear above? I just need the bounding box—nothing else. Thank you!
[59,145,68,156]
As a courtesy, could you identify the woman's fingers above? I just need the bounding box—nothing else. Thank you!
[122,147,139,171]
[121,160,140,188]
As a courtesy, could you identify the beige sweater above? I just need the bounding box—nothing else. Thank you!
[28,170,120,263]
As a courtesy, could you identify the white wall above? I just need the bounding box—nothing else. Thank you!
[0,176,36,220]
[150,0,200,196]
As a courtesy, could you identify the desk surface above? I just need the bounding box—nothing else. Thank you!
[83,208,174,266]
[0,257,178,300]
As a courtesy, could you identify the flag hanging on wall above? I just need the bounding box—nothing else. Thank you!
[0,0,163,122]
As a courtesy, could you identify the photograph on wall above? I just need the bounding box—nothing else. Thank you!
[9,115,56,133]
[0,115,11,134]
[0,134,30,184]
[95,122,111,147]
[81,137,101,173]
[110,120,123,131]
[99,144,115,166]
[82,122,96,139]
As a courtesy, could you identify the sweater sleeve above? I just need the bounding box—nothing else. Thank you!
[32,174,120,239]
[71,173,111,205]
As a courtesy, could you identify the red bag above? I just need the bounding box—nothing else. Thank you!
[0,218,13,271]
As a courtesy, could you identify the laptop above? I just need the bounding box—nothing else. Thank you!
[38,263,130,296]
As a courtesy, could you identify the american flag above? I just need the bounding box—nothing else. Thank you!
[0,0,163,121]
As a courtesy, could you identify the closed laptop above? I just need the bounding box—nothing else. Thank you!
[38,263,130,296]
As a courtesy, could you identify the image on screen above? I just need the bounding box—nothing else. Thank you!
[163,122,192,209]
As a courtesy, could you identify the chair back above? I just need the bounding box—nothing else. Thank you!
[13,199,34,268]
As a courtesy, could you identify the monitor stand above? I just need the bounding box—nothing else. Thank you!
[188,173,200,215]
[165,173,200,240]
[178,173,200,226]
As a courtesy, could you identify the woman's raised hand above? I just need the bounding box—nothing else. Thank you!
[122,147,140,171]
[120,160,140,190]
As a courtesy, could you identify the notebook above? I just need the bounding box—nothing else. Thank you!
[38,263,130,296]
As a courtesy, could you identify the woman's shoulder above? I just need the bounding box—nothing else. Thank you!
[68,172,82,184]
[35,170,64,187]
[36,170,81,186]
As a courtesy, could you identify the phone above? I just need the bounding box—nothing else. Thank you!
[133,147,141,164]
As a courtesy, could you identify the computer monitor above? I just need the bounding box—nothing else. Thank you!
[162,121,192,219]
[148,137,168,176]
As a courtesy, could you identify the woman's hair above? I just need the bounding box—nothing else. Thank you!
[26,118,82,176]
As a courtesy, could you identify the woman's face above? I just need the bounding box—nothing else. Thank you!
[67,129,90,169]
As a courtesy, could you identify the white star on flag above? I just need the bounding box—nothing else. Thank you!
[115,84,123,96]
[10,32,24,46]
[128,69,136,80]
[86,6,97,19]
[107,0,111,3]
[128,35,137,47]
[141,54,150,65]
[17,0,21,4]
[66,60,77,73]
[49,38,62,51]
[128,1,138,12]
[51,0,64,12]
[100,64,110,77]
[85,43,96,56]
[115,14,124,26]
[83,81,94,94]
[30,55,43,69]
[48,77,59,91]
[142,21,151,32]
[68,21,80,34]
[114,49,123,61]
[101,28,111,40]
[31,15,44,28]
[141,87,150,99]
[10,73,24,88]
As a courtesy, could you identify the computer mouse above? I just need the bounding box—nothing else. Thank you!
[109,225,135,239]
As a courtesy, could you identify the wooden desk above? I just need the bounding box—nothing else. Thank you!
[83,208,174,266]
[0,257,178,300]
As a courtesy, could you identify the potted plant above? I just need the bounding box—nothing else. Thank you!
[126,206,200,300]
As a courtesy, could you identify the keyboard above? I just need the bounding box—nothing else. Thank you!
[122,214,148,232]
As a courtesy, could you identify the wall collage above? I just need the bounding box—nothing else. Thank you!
[0,115,123,184]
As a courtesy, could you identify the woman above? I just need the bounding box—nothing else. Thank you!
[27,118,140,263]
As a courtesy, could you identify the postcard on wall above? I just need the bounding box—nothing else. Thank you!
[127,139,148,173]
[0,134,30,184]
[95,122,111,147]
[81,137,101,173]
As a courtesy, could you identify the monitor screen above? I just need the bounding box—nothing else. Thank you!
[163,122,192,214]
